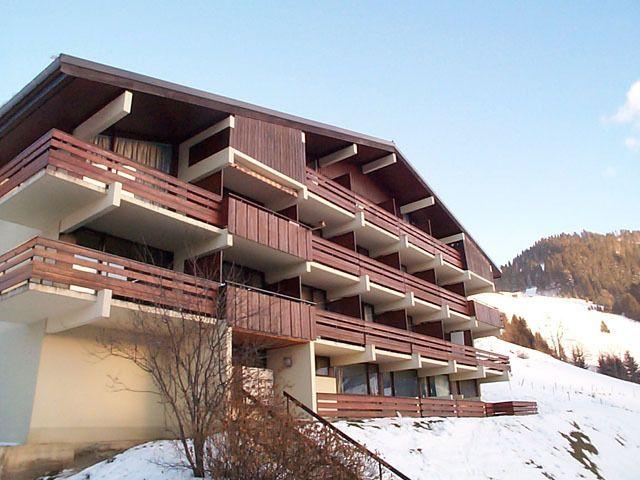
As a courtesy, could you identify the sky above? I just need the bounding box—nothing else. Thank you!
[1,1,639,265]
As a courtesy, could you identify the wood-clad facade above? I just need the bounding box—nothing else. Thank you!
[0,56,534,461]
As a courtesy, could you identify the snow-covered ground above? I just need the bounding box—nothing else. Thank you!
[338,338,640,480]
[57,337,640,480]
[474,292,640,365]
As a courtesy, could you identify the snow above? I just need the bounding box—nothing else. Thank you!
[337,338,640,480]
[58,441,194,480]
[473,292,640,365]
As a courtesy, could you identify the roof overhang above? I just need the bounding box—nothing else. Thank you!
[0,54,501,276]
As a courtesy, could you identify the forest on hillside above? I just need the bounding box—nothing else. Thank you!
[497,231,640,321]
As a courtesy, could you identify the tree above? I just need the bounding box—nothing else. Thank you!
[597,353,627,381]
[600,320,610,333]
[571,345,587,369]
[500,315,553,356]
[96,254,370,478]
[623,351,640,383]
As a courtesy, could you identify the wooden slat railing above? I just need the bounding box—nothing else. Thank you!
[314,309,510,371]
[470,300,504,329]
[225,283,315,341]
[317,393,537,419]
[226,195,312,260]
[311,236,471,316]
[0,237,219,314]
[305,168,464,268]
[0,129,226,226]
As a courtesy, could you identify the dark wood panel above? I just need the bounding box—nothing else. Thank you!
[231,116,305,182]
[225,285,314,341]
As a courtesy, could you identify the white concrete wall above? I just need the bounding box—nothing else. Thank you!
[0,220,41,252]
[267,342,316,411]
[27,326,171,444]
[0,320,46,444]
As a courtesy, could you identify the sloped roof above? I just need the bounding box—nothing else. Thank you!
[0,54,500,275]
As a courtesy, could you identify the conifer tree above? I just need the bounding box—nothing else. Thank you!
[623,351,639,383]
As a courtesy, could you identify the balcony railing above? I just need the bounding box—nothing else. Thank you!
[0,129,226,226]
[314,309,510,371]
[225,283,315,341]
[316,393,537,419]
[0,237,219,314]
[226,194,312,261]
[306,168,464,268]
[312,236,471,315]
[471,300,503,329]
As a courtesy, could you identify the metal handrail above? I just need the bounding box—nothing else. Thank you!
[283,391,412,480]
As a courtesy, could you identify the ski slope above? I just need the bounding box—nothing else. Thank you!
[473,292,640,366]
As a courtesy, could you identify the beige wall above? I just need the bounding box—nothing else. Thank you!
[27,325,171,444]
[315,375,337,394]
[0,320,46,444]
[267,342,316,411]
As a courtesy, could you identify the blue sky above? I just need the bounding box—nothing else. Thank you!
[1,1,639,264]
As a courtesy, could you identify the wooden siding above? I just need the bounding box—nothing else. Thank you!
[450,236,494,282]
[314,309,510,371]
[306,168,464,268]
[231,116,306,183]
[471,300,503,329]
[0,237,219,314]
[0,129,226,226]
[225,284,315,341]
[226,195,312,260]
[317,393,537,419]
[311,236,471,316]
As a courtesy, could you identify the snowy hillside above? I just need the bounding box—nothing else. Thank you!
[339,338,640,480]
[474,292,640,365]
[56,338,640,480]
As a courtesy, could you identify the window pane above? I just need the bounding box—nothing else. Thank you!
[368,364,380,396]
[382,372,394,396]
[339,364,368,395]
[315,356,330,376]
[393,370,419,397]
[459,379,478,398]
[433,375,451,397]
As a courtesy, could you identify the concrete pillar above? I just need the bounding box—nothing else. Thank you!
[267,342,316,411]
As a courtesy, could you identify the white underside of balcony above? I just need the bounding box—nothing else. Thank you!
[0,170,229,252]
[0,283,217,334]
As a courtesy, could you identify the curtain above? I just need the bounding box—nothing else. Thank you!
[92,135,173,173]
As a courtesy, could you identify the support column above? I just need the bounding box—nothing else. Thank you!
[267,342,316,412]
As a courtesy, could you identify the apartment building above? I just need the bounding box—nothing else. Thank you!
[0,56,528,463]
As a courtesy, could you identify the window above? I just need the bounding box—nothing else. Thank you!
[458,379,478,398]
[427,375,451,398]
[393,370,419,397]
[382,372,394,396]
[338,364,368,395]
[315,356,331,376]
[368,364,380,396]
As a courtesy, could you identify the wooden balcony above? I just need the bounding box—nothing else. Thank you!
[0,237,219,326]
[224,195,312,270]
[0,129,227,251]
[304,168,464,268]
[311,236,472,317]
[470,300,503,330]
[225,283,315,342]
[314,309,510,372]
[317,393,537,419]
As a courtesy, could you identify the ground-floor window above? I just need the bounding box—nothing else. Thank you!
[392,370,419,397]
[424,374,451,398]
[334,365,452,400]
[337,364,368,395]
[315,356,331,376]
[457,379,478,398]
